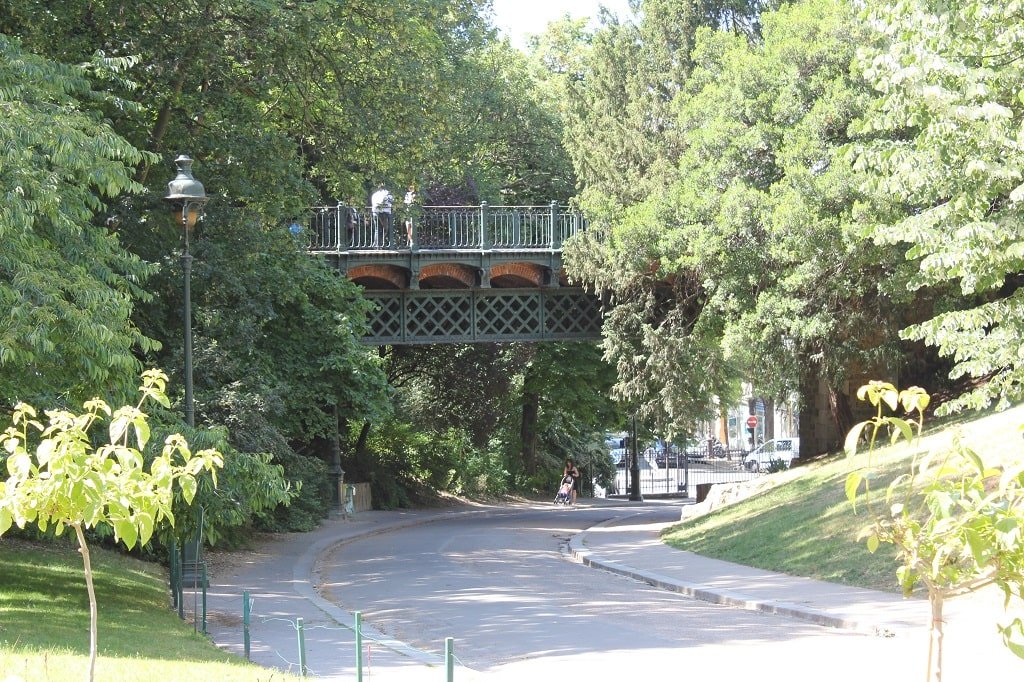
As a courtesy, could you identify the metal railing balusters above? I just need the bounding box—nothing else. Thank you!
[306,203,587,252]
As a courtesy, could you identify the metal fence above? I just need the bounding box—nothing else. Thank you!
[603,449,762,497]
[306,203,586,251]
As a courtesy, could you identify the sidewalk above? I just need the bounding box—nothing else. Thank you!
[202,500,1024,680]
[570,505,1024,678]
[569,510,927,636]
[203,507,482,681]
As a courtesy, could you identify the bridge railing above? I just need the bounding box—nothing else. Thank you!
[306,203,586,251]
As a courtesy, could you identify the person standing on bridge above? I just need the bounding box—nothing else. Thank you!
[403,184,419,247]
[371,183,394,247]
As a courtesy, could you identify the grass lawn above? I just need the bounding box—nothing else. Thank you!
[662,401,1024,593]
[0,537,299,682]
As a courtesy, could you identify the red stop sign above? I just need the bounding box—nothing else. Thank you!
[746,415,759,428]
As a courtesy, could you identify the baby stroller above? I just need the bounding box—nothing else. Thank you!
[554,474,575,505]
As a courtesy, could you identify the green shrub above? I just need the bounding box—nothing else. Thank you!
[256,451,330,532]
[151,425,294,548]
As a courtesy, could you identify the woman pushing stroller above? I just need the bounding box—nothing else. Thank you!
[556,458,580,505]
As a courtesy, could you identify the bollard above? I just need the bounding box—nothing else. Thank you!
[177,575,185,620]
[445,637,454,682]
[169,540,179,611]
[201,563,208,634]
[243,591,251,660]
[175,541,184,619]
[355,611,363,682]
[296,617,307,678]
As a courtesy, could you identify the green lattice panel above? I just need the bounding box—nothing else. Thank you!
[361,289,602,344]
[406,294,474,340]
[476,292,543,339]
[368,296,404,341]
[545,291,603,336]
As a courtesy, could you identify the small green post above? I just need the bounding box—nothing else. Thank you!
[354,610,363,682]
[169,539,179,610]
[243,591,251,660]
[296,617,307,678]
[445,637,454,682]
[201,563,208,634]
[177,549,184,620]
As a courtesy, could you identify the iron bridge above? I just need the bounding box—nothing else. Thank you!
[304,202,603,344]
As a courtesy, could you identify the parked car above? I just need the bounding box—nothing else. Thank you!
[744,438,800,472]
[613,450,654,469]
[654,449,681,468]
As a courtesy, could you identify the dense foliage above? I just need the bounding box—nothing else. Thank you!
[548,0,906,443]
[1,0,613,529]
[0,35,157,407]
[852,0,1024,414]
[547,0,1007,451]
[5,0,1024,525]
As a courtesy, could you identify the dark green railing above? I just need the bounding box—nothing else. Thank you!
[306,202,586,251]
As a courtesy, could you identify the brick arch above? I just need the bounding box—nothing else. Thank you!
[347,264,408,290]
[489,262,547,288]
[418,263,476,289]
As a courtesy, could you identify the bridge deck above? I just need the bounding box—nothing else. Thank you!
[303,204,602,344]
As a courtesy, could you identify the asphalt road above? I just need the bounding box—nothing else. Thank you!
[313,504,914,679]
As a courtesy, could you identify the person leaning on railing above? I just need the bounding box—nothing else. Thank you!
[370,183,393,247]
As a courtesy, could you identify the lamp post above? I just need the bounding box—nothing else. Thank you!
[629,414,643,502]
[164,155,208,427]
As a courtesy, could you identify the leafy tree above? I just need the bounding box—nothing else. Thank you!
[552,0,939,453]
[1,0,610,505]
[852,0,1024,414]
[667,0,910,437]
[0,35,157,408]
[539,2,767,437]
[0,370,223,682]
[518,342,620,478]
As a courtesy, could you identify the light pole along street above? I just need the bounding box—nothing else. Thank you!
[629,414,643,502]
[164,155,209,624]
[163,155,208,428]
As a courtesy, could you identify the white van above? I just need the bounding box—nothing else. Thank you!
[744,438,800,472]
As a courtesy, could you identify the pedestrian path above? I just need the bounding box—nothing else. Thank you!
[570,505,1024,679]
[569,511,927,635]
[203,507,481,681]
[201,500,1024,680]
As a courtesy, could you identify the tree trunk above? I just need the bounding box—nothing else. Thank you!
[520,390,540,476]
[74,523,97,682]
[355,420,371,460]
[763,396,775,441]
[927,586,945,682]
[135,64,187,185]
[828,384,855,441]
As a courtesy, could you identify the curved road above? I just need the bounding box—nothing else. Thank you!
[314,503,917,680]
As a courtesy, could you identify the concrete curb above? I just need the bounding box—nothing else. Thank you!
[568,514,901,637]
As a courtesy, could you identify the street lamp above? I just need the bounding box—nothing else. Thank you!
[629,414,643,502]
[164,155,208,427]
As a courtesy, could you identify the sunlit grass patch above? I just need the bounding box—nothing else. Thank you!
[0,539,299,681]
[662,402,1024,592]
